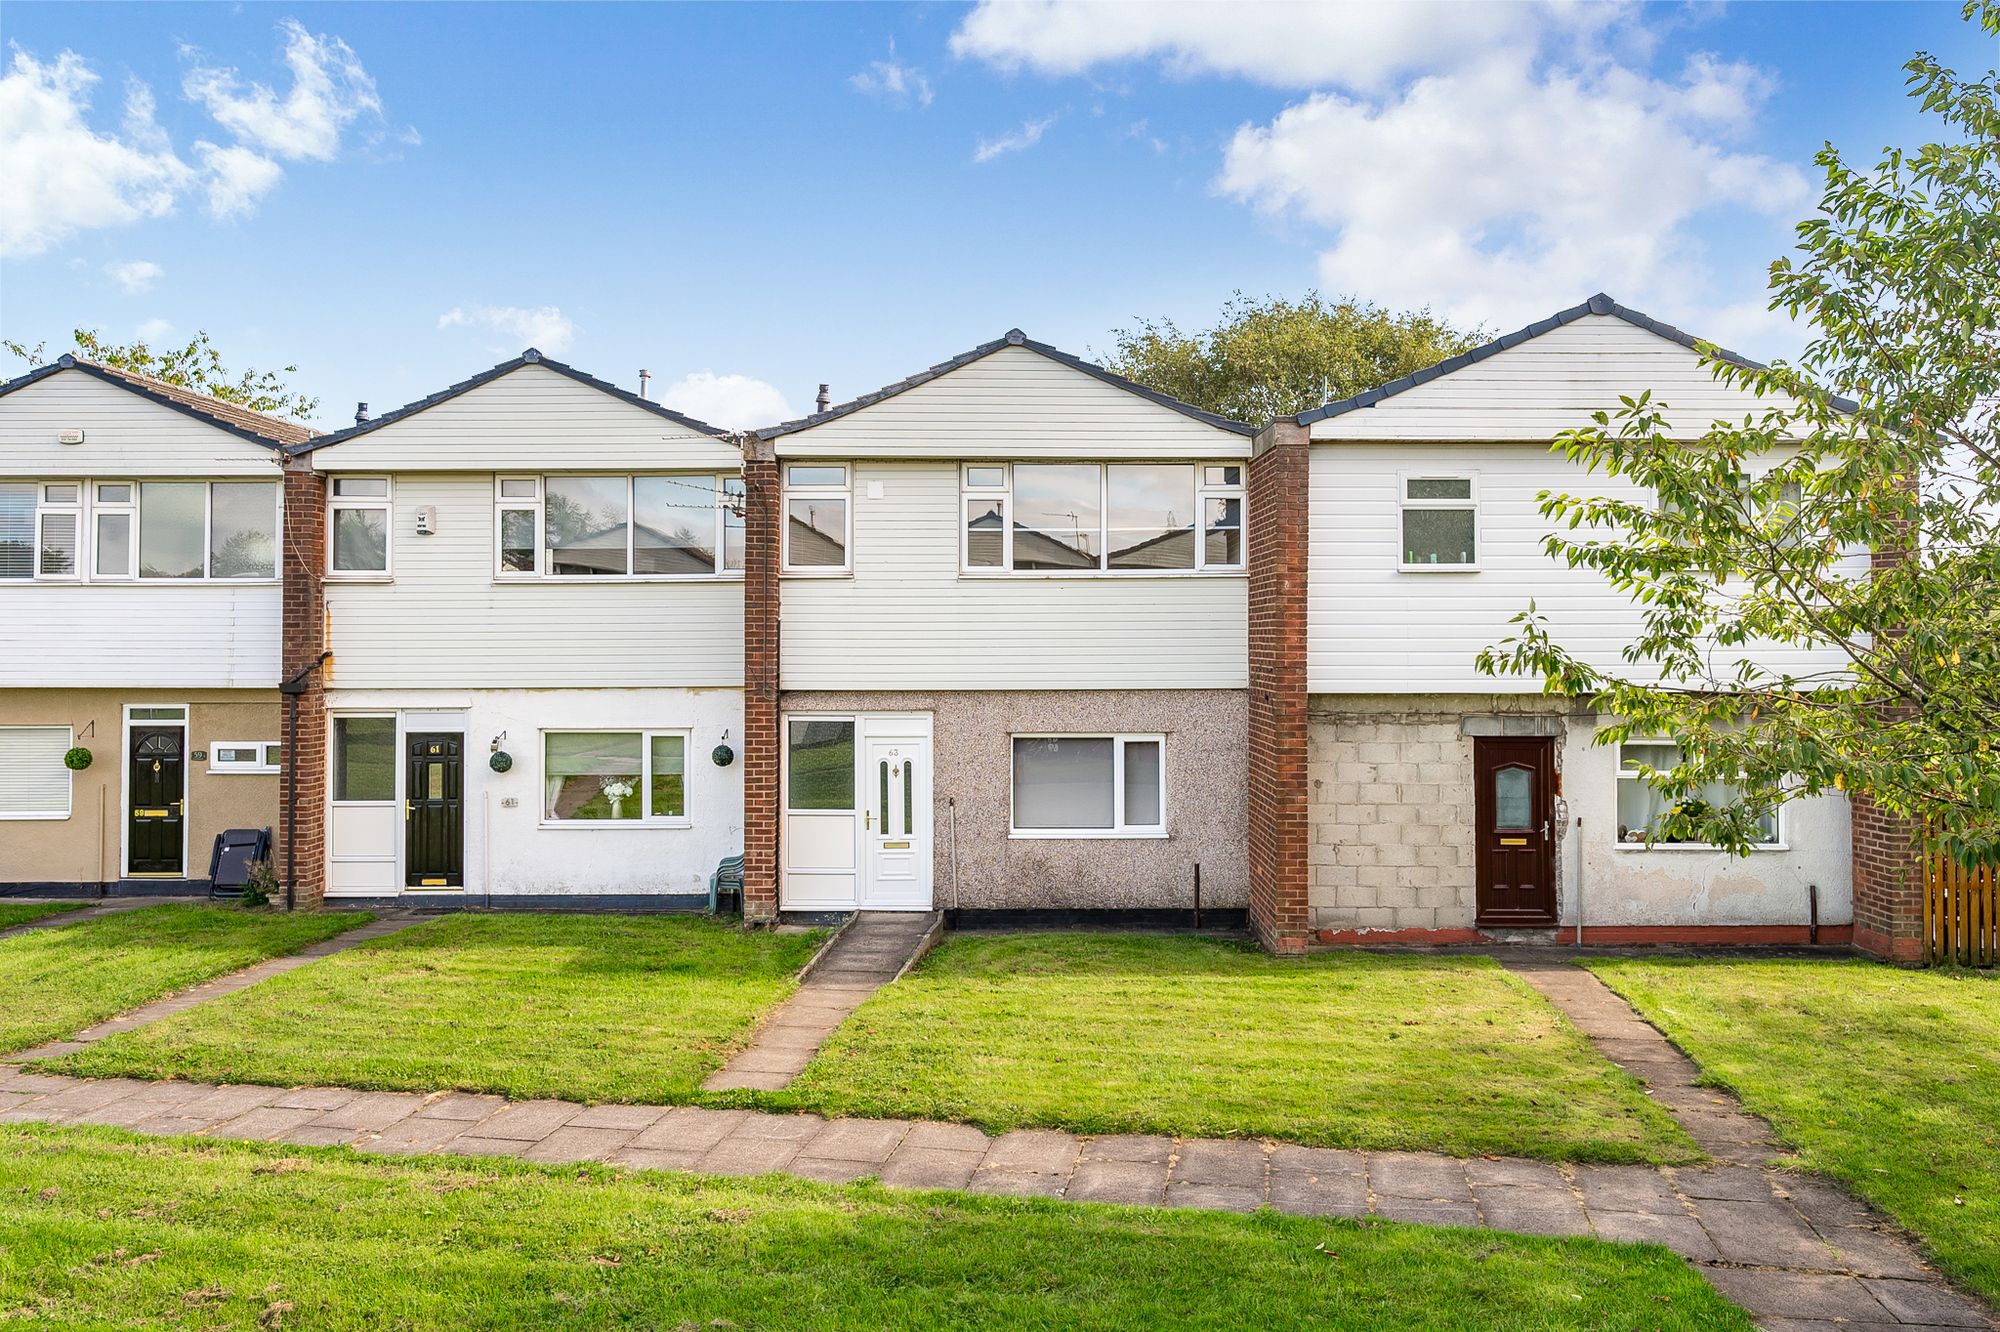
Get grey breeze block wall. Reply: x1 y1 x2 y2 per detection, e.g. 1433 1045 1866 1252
1307 694 1579 935
784 688 1248 911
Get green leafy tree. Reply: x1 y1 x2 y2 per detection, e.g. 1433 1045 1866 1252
1479 0 2000 867
1101 292 1486 423
3 329 316 420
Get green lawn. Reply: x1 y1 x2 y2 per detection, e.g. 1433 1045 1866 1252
0 900 85 932
0 1126 1751 1332
46 914 825 1103
0 905 371 1056
1590 956 2000 1306
772 933 1698 1163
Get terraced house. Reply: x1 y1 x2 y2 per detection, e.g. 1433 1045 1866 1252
0 356 306 893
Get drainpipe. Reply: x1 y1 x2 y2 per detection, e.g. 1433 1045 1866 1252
279 651 332 912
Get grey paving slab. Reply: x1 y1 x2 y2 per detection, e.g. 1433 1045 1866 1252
1165 1180 1263 1213
698 1133 804 1176
1463 1156 1567 1190
1067 1160 1168 1206
702 1069 793 1092
1819 1227 1935 1282
981 1129 1080 1176
208 1106 327 1140
1268 1168 1368 1218
1373 1198 1481 1228
1368 1151 1471 1201
311 1091 426 1132
284 1124 364 1148
1698 1199 1838 1268
629 1107 747 1153
474 1099 581 1141
876 1146 982 1191
366 1115 479 1155
66 1096 178 1129
416 1092 508 1122
1173 1138 1267 1188
901 1121 990 1154
729 1112 826 1144
969 1167 1072 1198
1084 1134 1175 1164
606 1146 706 1173
1574 1164 1687 1214
788 1155 882 1184
1670 1165 1783 1203
1860 1277 1994 1327
445 1136 530 1159
176 1084 282 1120
521 1126 638 1164
1477 1189 1593 1237
807 1118 908 1163
1701 1270 1894 1324
270 1087 361 1112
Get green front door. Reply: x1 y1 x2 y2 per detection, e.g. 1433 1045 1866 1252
128 726 185 875
405 733 463 888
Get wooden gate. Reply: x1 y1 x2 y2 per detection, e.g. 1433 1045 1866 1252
1925 855 1998 967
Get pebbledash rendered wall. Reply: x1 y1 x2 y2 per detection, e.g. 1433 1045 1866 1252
783 688 1247 911
1306 694 1854 943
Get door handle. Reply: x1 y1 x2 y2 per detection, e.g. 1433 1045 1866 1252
865 810 873 831
405 799 414 820
1541 820 1550 842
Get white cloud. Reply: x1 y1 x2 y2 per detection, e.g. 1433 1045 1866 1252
974 114 1058 163
438 305 577 355
0 51 194 257
851 40 934 107
183 19 381 162
951 0 1595 92
136 318 176 341
105 259 164 293
193 141 284 218
656 371 794 431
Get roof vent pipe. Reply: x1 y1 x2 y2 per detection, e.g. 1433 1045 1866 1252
815 383 831 413
639 369 651 400
354 402 369 424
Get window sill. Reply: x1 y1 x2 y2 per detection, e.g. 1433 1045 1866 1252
3 579 284 587
326 573 393 583
209 769 280 777
781 569 853 578
494 574 746 585
957 570 1247 581
1611 842 1789 853
538 819 694 831
0 812 71 821
1398 564 1481 574
1009 829 1168 841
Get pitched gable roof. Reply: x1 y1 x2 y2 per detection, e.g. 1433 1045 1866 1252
291 348 729 455
1296 292 1857 426
0 355 315 447
756 328 1255 440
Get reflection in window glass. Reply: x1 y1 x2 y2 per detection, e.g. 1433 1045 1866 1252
786 498 847 567
1204 497 1243 567
787 720 855 810
1616 742 1779 845
634 476 717 574
722 477 746 571
139 482 206 578
209 483 277 578
1407 478 1473 500
1494 767 1532 829
545 731 643 820
1108 464 1195 570
1402 508 1476 566
1011 464 1100 570
1012 736 1115 829
964 466 1006 488
650 734 687 818
38 512 77 576
1123 740 1163 827
787 465 846 488
965 496 1006 568
0 483 28 579
95 511 132 577
332 717 396 801
546 476 630 576
332 508 388 572
499 509 537 573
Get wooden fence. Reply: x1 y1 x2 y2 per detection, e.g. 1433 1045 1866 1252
1925 855 1998 967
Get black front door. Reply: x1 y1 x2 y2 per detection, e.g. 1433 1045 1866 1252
129 726 185 875
405 732 463 888
1474 737 1557 926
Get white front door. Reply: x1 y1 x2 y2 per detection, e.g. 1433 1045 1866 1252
862 733 932 910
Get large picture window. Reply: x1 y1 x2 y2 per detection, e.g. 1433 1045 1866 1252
961 463 1243 575
542 730 689 824
1011 734 1166 837
0 479 274 582
494 475 742 579
1615 741 1781 849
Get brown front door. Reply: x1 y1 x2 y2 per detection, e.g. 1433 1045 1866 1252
1474 737 1556 926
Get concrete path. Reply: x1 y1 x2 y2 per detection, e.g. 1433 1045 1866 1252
0 897 178 941
3 912 424 1063
703 911 941 1092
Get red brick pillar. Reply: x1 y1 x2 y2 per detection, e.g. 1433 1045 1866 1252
1247 419 1310 955
278 457 328 910
1851 793 1923 962
741 439 782 923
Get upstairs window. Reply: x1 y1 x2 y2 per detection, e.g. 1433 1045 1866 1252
328 478 391 575
0 480 275 582
961 463 1244 575
1400 475 1478 569
783 464 850 573
493 475 743 579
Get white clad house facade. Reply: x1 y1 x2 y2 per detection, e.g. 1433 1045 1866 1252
744 330 1256 920
289 351 747 906
0 358 306 892
1288 296 1856 946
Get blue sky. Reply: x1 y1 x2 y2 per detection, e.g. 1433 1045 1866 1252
1 2 1990 429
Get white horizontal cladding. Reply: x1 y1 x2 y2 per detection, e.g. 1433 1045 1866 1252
324 474 743 689
309 364 742 472
1308 316 1805 441
0 370 282 476
0 583 279 687
776 345 1249 460
781 462 1247 690
1306 442 1857 694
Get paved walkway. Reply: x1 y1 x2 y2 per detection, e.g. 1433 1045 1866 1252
5 912 423 1063
703 911 941 1092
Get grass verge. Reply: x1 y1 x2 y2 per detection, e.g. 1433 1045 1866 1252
0 901 87 932
45 914 824 1103
1590 956 2000 1305
0 905 371 1056
0 1124 1751 1331
773 933 1697 1163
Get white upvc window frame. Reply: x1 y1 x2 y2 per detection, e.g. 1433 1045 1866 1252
958 462 1247 577
90 481 137 580
34 482 82 581
781 463 851 575
1612 739 1786 852
0 724 74 820
210 740 282 774
0 479 278 584
327 476 393 578
494 474 743 582
538 727 694 829
1009 731 1168 840
1397 472 1481 572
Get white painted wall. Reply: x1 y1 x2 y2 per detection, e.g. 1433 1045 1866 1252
782 461 1247 689
1307 315 1805 441
324 474 742 689
1 370 285 476
323 686 743 899
309 364 740 472
775 344 1250 459
1306 442 1862 693
1559 716 1852 929
1 584 279 687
